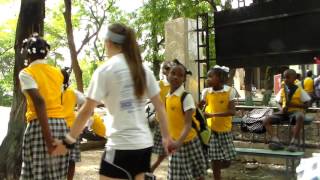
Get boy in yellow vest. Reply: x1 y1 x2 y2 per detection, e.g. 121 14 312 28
166 61 206 180
61 67 85 180
19 34 69 179
264 69 311 152
151 61 172 172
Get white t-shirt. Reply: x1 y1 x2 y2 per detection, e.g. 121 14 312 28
74 89 85 105
19 60 46 91
201 85 237 101
87 53 159 150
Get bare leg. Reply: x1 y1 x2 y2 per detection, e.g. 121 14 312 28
263 117 275 138
292 114 303 139
212 160 231 180
150 154 166 172
67 161 75 180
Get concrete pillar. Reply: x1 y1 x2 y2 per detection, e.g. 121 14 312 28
164 18 201 102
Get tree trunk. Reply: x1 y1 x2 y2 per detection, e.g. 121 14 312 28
0 0 45 179
244 67 254 106
63 0 84 92
151 24 160 79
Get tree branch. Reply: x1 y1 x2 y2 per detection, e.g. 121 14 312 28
0 47 13 56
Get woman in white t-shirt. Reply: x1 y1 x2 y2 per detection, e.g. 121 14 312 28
54 23 173 180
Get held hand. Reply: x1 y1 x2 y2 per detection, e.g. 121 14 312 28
51 139 68 156
47 141 57 155
162 137 176 155
169 140 182 152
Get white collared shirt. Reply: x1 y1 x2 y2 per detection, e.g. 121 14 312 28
19 59 47 90
201 85 237 101
167 85 195 112
87 53 160 150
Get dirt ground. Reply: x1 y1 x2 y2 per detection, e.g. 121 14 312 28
74 149 290 180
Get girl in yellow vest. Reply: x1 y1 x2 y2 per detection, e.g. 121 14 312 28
202 65 236 180
151 61 172 172
166 61 206 180
303 70 315 103
19 34 69 179
91 113 106 138
263 69 310 152
61 67 85 180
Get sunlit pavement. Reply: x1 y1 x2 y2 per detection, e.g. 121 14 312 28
0 106 10 144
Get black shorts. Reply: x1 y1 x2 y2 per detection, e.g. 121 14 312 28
269 112 304 125
99 147 152 179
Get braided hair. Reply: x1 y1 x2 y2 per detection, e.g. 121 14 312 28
171 59 192 78
21 33 50 62
61 67 72 90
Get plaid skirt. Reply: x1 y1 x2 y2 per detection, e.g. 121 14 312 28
208 131 236 161
69 138 81 163
168 137 207 180
20 118 69 180
152 123 165 155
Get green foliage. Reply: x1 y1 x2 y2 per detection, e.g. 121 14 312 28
77 59 98 89
0 18 16 106
131 0 213 75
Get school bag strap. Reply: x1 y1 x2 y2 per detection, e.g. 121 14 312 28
180 91 211 146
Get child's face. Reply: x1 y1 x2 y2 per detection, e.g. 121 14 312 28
168 66 185 89
206 71 220 87
284 72 296 85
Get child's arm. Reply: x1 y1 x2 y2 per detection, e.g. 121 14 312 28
205 100 236 118
151 94 175 154
69 98 98 138
174 109 194 149
26 89 55 154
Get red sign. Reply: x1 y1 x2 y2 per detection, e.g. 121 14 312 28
274 74 282 95
314 56 320 64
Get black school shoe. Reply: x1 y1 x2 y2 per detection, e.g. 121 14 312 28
269 141 285 150
287 143 299 152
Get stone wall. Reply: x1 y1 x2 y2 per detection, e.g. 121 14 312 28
164 18 203 102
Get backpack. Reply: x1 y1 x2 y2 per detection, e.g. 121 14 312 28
180 92 211 146
145 100 156 129
240 108 273 134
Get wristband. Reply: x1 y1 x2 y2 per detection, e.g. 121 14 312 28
65 133 77 144
62 138 76 149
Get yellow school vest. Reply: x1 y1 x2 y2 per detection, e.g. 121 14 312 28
280 86 304 112
205 89 232 132
156 80 170 121
91 113 106 138
303 77 314 93
62 88 77 128
166 95 197 142
23 64 64 122
159 80 170 103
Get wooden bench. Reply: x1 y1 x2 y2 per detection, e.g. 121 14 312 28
236 148 304 177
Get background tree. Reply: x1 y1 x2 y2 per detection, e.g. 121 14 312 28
0 0 45 179
63 0 116 92
131 0 213 77
0 19 16 106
